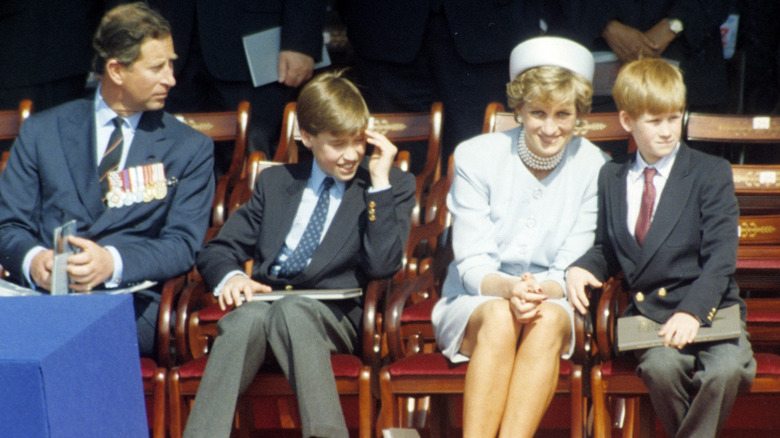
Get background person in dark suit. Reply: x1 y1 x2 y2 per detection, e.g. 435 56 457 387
0 3 215 358
576 0 732 112
184 71 415 438
145 0 329 160
566 59 755 437
337 0 563 165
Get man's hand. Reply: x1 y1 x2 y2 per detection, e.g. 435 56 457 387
366 130 397 189
31 249 55 291
278 50 314 87
565 266 602 315
218 275 273 311
66 236 115 292
602 20 661 61
643 18 677 57
659 312 700 349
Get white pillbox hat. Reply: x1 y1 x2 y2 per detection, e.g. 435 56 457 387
509 36 594 82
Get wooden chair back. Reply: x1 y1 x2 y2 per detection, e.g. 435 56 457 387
0 99 33 140
173 101 250 226
482 102 637 153
684 112 780 163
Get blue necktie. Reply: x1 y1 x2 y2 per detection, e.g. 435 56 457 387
279 177 335 278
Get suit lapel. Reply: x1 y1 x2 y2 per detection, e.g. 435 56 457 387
61 100 104 222
632 145 694 275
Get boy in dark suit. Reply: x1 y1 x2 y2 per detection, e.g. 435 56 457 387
565 58 755 437
184 71 416 438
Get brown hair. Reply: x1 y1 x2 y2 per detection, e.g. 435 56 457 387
612 58 686 119
92 2 171 75
506 65 593 116
296 70 370 137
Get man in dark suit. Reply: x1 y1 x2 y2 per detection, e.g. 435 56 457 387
576 0 731 112
0 3 215 358
184 71 415 438
565 59 754 437
145 0 329 158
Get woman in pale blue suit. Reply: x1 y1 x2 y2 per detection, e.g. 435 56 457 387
431 37 609 438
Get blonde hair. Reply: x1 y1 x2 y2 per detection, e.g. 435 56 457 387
612 58 686 119
296 70 370 137
506 65 593 116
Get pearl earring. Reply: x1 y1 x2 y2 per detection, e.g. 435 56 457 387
514 114 523 125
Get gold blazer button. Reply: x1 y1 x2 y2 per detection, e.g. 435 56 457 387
658 287 667 297
636 292 645 302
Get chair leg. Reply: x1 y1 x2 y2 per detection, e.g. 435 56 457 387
152 368 167 438
570 366 584 438
592 366 609 438
359 366 374 438
379 367 399 432
168 370 183 438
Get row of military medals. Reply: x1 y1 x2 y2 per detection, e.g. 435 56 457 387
106 163 167 208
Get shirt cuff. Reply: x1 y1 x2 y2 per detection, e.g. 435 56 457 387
23 246 46 288
213 270 249 297
368 184 391 193
104 246 122 288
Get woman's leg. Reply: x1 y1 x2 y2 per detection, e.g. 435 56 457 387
499 302 570 438
459 299 522 438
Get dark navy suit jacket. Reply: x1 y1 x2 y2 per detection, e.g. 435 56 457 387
572 143 746 325
0 97 215 287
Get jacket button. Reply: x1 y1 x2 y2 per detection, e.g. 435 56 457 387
658 287 667 297
636 292 645 302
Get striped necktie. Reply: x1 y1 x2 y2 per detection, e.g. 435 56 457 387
98 117 124 200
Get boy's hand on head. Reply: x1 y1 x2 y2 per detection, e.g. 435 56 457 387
659 312 700 349
565 266 602 315
365 130 397 189
218 275 273 311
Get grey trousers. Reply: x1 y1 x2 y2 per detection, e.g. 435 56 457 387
183 295 358 438
634 324 756 438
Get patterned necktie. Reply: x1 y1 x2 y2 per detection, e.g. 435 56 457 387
279 177 335 278
99 117 124 199
634 167 657 246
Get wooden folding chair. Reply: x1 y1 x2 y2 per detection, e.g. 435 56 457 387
173 101 250 227
0 99 33 176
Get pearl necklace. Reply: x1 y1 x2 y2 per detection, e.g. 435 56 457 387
516 127 566 171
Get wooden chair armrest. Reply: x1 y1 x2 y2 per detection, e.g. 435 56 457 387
362 279 389 370
596 274 627 362
211 174 231 227
174 278 214 363
384 269 436 362
157 274 187 368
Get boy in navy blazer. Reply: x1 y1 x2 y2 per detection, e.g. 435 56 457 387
565 58 755 437
184 71 416 438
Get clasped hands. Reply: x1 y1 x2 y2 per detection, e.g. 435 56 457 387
566 266 700 349
507 273 548 323
602 19 677 62
30 236 115 292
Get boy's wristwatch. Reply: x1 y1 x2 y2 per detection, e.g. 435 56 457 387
668 18 683 34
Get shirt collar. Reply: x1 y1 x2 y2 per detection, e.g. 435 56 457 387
630 142 680 181
94 86 143 131
310 160 346 194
